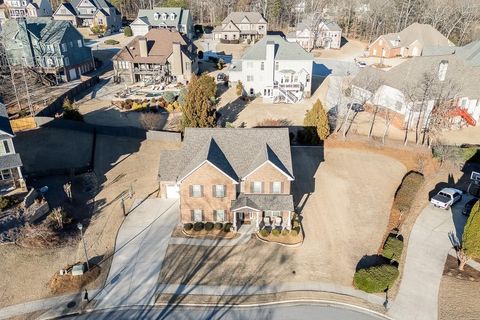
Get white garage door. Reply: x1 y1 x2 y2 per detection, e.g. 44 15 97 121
166 185 180 198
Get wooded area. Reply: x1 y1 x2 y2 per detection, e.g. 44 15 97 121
108 0 480 45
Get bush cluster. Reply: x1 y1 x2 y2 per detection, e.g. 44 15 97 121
184 223 193 231
0 196 13 211
193 222 204 231
290 226 300 237
272 229 281 236
124 26 133 37
393 172 424 213
214 222 223 230
282 229 290 236
104 39 119 45
382 235 404 261
223 223 232 232
353 264 399 293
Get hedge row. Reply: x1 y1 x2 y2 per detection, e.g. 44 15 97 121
184 222 232 233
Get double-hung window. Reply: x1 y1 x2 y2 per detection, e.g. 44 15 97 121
252 181 262 193
191 184 203 197
192 209 203 222
215 209 225 222
271 181 282 194
213 185 225 198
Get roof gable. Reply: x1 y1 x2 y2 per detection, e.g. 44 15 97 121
242 35 313 61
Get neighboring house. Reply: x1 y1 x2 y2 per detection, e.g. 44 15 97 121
112 28 198 85
213 12 267 43
0 0 52 27
368 23 453 58
53 0 121 31
229 35 313 103
352 40 480 128
158 128 295 232
2 18 95 82
287 16 342 50
130 7 193 39
0 103 24 193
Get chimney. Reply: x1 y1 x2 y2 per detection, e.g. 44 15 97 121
265 40 275 84
138 37 148 58
266 40 275 62
171 42 183 76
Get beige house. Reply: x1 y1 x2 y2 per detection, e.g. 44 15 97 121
158 128 295 232
112 28 198 85
213 12 267 43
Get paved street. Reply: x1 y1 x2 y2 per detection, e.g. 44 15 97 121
74 302 389 319
94 198 179 309
389 197 472 320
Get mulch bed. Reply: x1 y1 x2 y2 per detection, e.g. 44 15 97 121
256 232 303 246
48 263 101 294
172 226 238 240
443 255 480 282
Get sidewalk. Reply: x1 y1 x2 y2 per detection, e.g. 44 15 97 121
94 198 179 309
156 282 385 306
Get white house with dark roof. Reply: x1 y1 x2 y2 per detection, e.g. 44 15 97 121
53 0 121 31
130 7 193 39
229 35 313 103
0 103 24 193
158 128 295 232
213 12 267 43
287 16 342 50
352 40 480 128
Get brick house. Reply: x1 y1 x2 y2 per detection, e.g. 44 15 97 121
158 128 295 232
368 23 453 58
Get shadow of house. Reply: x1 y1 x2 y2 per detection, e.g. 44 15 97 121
340 36 349 48
267 31 286 37
355 255 391 272
290 146 324 212
313 62 333 77
217 97 247 125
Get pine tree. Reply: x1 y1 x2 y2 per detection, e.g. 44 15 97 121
304 99 330 143
181 74 217 129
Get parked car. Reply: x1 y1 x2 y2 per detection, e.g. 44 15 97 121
347 102 365 112
462 198 479 216
216 72 227 83
356 60 367 68
430 188 463 209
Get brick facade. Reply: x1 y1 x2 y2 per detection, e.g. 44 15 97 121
242 162 291 194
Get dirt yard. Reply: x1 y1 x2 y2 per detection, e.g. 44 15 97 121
0 133 179 308
439 255 480 320
158 147 406 287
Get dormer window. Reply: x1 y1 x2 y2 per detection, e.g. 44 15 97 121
154 12 159 20
170 13 175 20
161 13 167 20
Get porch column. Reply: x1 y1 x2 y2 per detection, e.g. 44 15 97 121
287 211 292 230
255 211 259 230
233 211 237 232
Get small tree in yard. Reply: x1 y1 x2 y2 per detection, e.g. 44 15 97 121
181 74 217 129
62 98 83 121
303 99 329 143
236 81 244 96
354 264 399 293
457 200 480 270
124 26 132 37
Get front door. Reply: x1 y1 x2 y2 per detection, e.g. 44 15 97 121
237 212 244 223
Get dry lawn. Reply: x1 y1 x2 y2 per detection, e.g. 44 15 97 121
159 147 407 287
0 135 180 308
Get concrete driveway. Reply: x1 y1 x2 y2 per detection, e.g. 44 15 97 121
389 197 472 320
94 198 179 309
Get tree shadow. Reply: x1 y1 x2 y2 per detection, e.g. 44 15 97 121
355 255 391 272
217 97 248 125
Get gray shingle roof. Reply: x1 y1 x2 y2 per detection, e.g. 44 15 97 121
0 153 22 171
231 193 294 211
352 51 480 98
2 18 73 45
221 12 266 24
242 35 313 61
0 103 14 137
158 128 294 182
134 7 190 28
297 16 341 32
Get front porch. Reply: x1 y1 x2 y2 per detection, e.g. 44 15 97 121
230 193 294 232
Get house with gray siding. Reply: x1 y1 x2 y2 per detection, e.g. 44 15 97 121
0 0 52 28
53 0 121 31
2 18 95 82
213 12 267 43
0 102 24 193
130 7 193 39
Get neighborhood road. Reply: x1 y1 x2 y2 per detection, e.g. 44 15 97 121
73 302 390 320
94 198 179 309
388 197 471 320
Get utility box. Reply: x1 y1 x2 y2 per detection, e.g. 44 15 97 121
72 264 85 276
